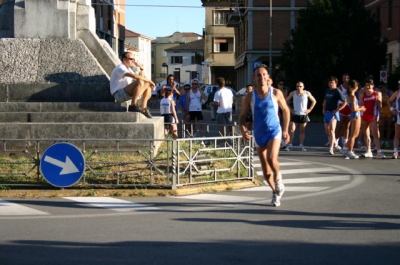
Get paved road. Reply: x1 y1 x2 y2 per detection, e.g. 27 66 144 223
1 154 399 265
1 102 399 264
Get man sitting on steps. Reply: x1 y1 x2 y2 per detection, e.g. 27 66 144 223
110 51 155 118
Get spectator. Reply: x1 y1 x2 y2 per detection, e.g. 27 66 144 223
109 51 155 118
186 78 207 143
214 77 234 137
160 87 179 139
178 84 192 137
285 81 316 151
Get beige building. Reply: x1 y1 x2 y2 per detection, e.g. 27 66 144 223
152 32 203 85
225 0 308 89
125 29 153 80
201 0 236 87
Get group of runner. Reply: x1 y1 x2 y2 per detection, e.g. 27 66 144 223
323 75 400 159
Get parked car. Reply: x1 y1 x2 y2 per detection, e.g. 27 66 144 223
201 85 236 109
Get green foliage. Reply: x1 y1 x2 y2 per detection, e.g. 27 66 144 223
280 0 387 106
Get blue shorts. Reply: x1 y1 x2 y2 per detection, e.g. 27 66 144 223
324 111 340 123
254 130 282 148
113 89 131 103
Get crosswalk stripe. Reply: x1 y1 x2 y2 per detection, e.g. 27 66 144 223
281 167 335 174
180 194 263 203
280 162 311 166
284 175 350 184
237 186 330 192
0 200 49 216
63 197 158 212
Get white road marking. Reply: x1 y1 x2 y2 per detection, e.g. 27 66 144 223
281 167 336 174
256 167 336 176
0 200 49 216
254 161 309 168
284 175 351 183
180 194 263 203
63 197 158 212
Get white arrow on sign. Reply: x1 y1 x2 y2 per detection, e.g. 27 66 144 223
44 155 80 175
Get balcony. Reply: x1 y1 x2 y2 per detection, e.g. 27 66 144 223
226 11 241 27
226 3 245 27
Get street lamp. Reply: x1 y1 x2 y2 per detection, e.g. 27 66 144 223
269 0 273 76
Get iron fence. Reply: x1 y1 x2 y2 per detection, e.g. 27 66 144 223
0 135 254 190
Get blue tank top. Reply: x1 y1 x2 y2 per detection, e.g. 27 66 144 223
349 98 360 120
251 87 281 147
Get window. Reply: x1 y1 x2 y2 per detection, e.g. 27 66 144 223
213 38 234 53
171 56 183 64
214 10 229 25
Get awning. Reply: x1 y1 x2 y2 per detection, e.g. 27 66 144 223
234 55 246 69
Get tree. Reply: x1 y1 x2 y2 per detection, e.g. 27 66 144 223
280 0 387 105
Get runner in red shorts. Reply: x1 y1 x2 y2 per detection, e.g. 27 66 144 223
359 78 385 158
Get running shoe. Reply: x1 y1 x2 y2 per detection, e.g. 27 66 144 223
300 145 307 151
347 151 359 159
285 144 292 151
359 145 367 151
271 193 281 207
275 180 285 197
376 151 386 159
334 145 342 151
324 141 330 147
363 151 373 158
329 149 334 155
392 153 398 159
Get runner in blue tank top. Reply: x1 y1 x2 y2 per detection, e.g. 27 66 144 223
239 64 290 207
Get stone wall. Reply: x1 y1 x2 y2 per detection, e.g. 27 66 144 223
0 38 109 84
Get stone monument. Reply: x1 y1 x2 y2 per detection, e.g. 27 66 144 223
0 0 163 144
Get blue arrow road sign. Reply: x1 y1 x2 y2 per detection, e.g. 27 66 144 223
40 143 86 188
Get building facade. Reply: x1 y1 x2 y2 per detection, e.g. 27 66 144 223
364 0 400 74
201 0 236 87
151 32 203 85
165 39 205 85
226 0 308 89
125 29 153 80
92 0 125 56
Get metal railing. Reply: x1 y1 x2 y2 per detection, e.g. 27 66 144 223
0 134 254 190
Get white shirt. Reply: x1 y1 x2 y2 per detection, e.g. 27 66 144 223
110 63 134 95
214 87 233 113
188 89 203 111
293 91 309 115
160 98 173 115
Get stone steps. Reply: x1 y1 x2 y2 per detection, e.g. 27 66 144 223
0 102 126 112
0 119 164 140
0 111 144 123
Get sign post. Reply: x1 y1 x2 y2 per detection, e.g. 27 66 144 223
40 143 86 188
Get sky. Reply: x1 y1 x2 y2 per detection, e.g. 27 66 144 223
125 1 205 39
